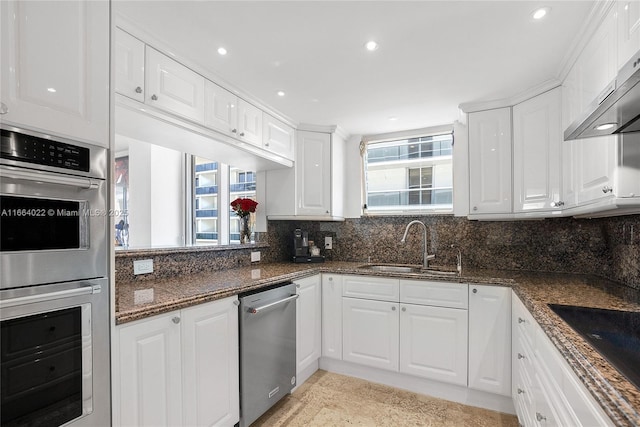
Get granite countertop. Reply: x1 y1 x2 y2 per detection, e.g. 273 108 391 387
115 261 640 426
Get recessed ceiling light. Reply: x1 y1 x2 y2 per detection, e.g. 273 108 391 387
277 90 285 97
47 87 56 93
532 7 550 20
595 123 617 131
388 116 398 121
365 41 379 51
217 47 227 55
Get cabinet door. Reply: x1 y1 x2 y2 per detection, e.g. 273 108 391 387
342 297 399 371
468 285 511 396
468 108 512 214
237 99 262 146
263 113 295 160
512 88 562 212
0 0 109 147
295 275 322 378
204 80 238 136
116 313 183 426
115 28 145 102
297 131 332 216
146 47 205 123
181 297 239 427
576 137 617 203
322 274 343 360
618 0 640 70
399 303 468 386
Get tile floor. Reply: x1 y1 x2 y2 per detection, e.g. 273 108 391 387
253 370 519 426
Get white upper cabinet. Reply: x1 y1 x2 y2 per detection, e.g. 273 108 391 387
145 47 205 123
297 130 333 216
263 113 295 160
0 0 109 147
575 138 617 203
512 88 563 213
617 0 640 69
468 108 512 215
237 99 263 146
204 80 238 136
115 28 145 103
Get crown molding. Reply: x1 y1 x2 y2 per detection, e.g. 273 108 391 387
458 79 561 113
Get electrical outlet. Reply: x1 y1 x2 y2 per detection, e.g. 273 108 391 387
251 251 261 262
324 236 333 250
133 259 154 275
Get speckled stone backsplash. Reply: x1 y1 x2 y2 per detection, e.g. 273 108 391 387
264 214 640 290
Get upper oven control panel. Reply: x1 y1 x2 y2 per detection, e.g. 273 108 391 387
1 129 90 172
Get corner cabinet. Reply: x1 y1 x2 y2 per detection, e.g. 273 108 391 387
468 284 511 397
468 108 512 216
266 127 346 220
295 275 322 386
113 296 240 427
0 0 109 147
512 88 563 213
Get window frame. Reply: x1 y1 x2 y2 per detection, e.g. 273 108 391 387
361 126 454 216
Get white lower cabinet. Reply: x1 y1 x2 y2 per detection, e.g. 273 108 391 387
295 275 322 383
321 274 343 360
114 296 239 427
468 284 512 396
399 303 468 386
512 293 613 427
342 297 400 371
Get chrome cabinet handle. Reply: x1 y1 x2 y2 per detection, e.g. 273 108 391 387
172 316 181 324
233 300 240 306
0 102 8 114
602 186 613 193
472 288 477 294
265 142 270 146
536 412 547 422
473 206 478 211
231 128 237 133
296 284 301 288
239 132 245 137
135 86 142 93
517 388 524 394
328 277 333 281
391 306 396 311
551 201 564 207
518 317 525 324
518 353 525 360
151 94 158 101
401 307 406 312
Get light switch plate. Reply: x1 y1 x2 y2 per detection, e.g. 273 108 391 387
251 251 261 262
133 259 154 275
324 236 333 250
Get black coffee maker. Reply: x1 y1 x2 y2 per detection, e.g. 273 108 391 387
292 228 324 263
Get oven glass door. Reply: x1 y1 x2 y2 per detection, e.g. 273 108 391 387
0 282 97 427
1 195 89 251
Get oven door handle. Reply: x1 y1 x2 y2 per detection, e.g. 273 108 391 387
247 294 299 314
0 165 99 189
0 283 100 309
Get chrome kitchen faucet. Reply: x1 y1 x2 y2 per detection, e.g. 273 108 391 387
400 220 435 270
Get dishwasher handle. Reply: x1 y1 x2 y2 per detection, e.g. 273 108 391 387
247 294 299 314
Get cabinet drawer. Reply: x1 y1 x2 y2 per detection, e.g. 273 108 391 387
513 294 536 348
343 276 399 302
399 280 468 309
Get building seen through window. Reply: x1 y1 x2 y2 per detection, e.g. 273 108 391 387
365 133 453 213
194 157 219 245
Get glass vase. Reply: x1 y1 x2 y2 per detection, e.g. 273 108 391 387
239 215 252 244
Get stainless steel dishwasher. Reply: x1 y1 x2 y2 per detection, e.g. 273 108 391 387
239 282 298 427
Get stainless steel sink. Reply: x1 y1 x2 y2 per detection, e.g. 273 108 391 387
359 264 459 276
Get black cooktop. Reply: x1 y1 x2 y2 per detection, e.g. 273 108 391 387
548 304 640 390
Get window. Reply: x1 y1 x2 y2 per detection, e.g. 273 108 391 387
364 133 453 213
194 157 219 245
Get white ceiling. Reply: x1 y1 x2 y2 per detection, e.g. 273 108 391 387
114 1 596 137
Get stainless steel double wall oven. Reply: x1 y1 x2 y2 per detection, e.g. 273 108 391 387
0 126 110 427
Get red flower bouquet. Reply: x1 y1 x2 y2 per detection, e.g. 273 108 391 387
231 198 258 218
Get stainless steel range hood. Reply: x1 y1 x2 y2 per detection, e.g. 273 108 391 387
565 50 640 140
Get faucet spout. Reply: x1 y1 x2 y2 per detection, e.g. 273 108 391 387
400 220 434 270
